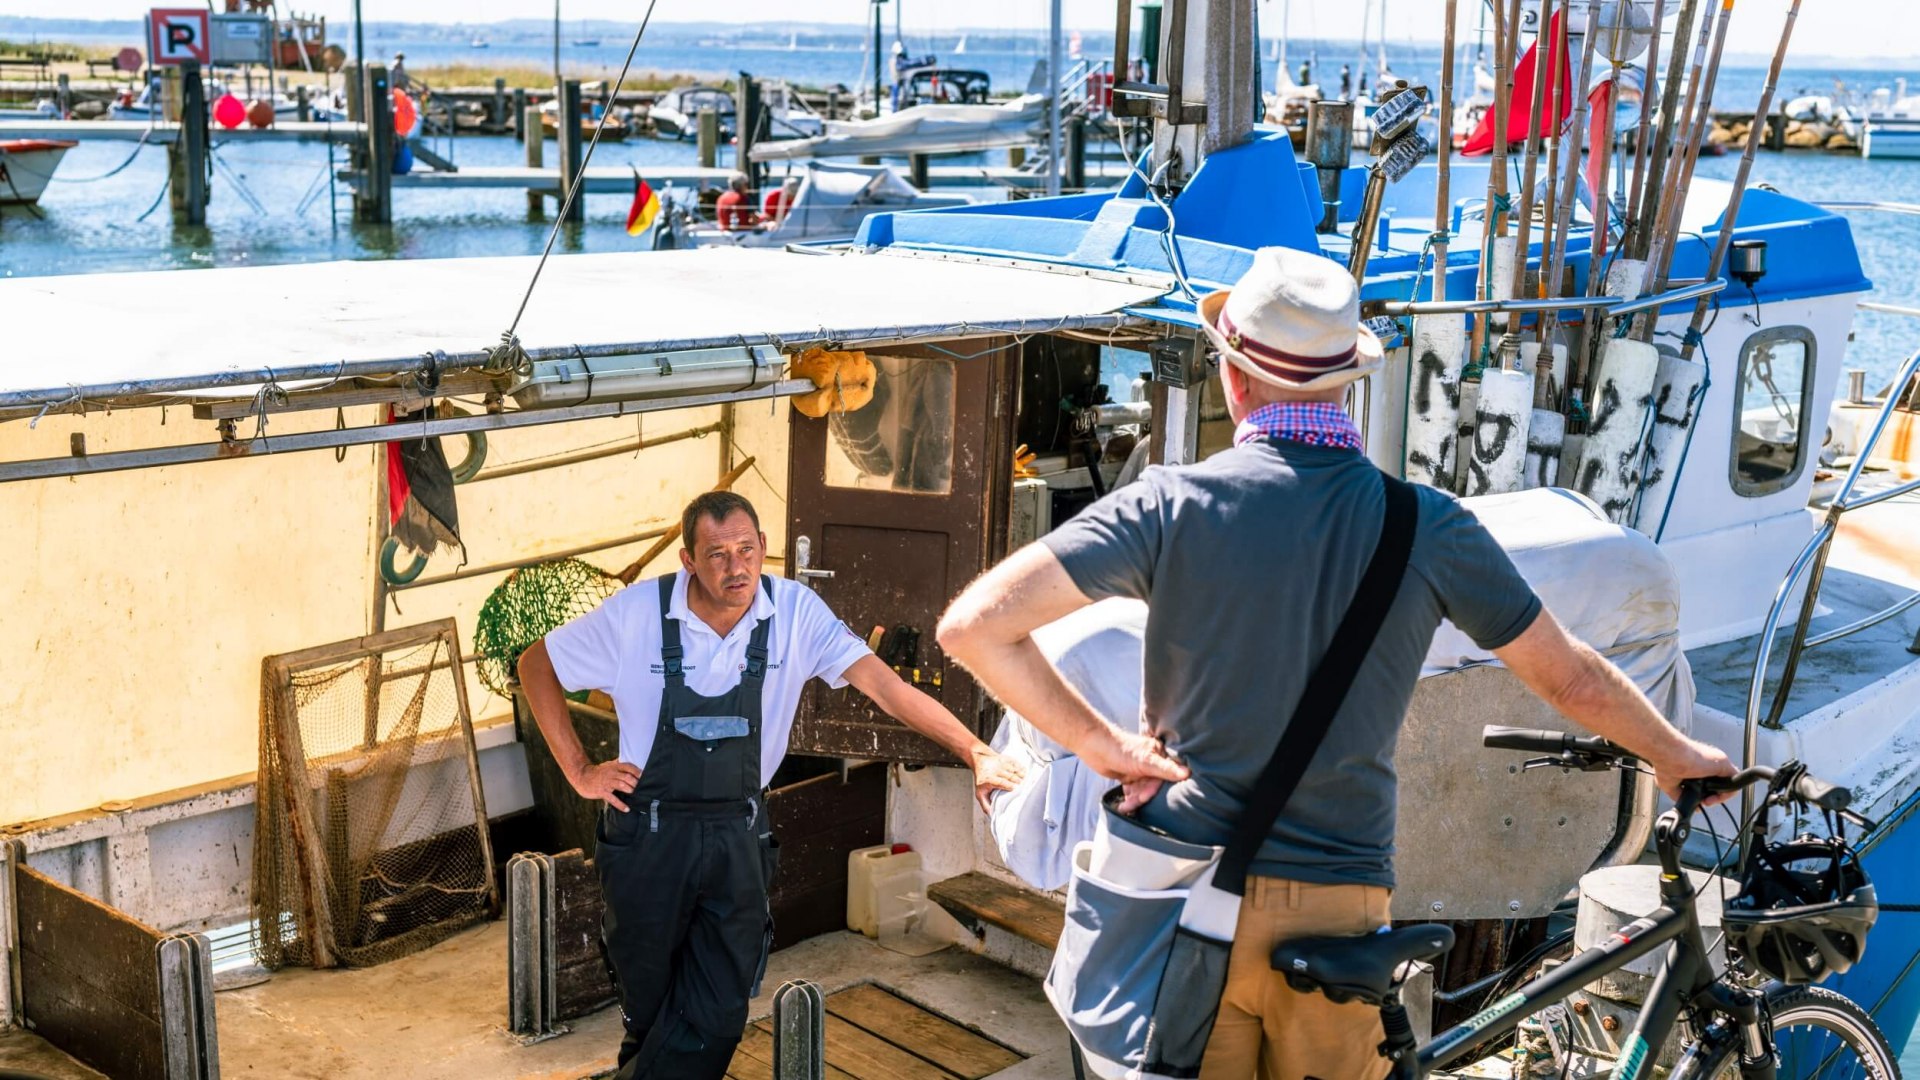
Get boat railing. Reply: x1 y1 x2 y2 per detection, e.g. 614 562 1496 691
1368 277 1726 320
1739 340 1920 841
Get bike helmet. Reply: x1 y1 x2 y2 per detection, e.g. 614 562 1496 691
1723 833 1877 985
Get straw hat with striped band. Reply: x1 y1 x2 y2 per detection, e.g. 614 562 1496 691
1198 246 1383 392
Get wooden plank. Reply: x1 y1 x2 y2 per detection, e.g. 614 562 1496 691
726 1029 774 1080
812 1013 958 1080
18 949 167 1080
270 618 458 675
927 872 1063 952
768 813 885 900
826 985 1021 1080
265 657 340 967
740 1021 858 1080
14 867 162 1017
771 879 850 952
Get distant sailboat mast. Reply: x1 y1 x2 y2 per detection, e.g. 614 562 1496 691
1377 0 1391 82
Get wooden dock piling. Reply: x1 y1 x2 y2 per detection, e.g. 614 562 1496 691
168 61 209 227
697 106 719 169
909 153 929 189
1066 115 1087 191
492 78 507 130
55 74 69 118
296 85 310 122
558 80 584 223
740 73 763 186
524 104 545 215
357 64 394 225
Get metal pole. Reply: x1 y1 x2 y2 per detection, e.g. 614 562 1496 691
554 0 563 98
353 0 365 71
558 79 584 224
1048 0 1063 197
1680 0 1802 360
872 2 884 115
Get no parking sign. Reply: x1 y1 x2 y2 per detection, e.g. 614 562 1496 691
148 8 210 67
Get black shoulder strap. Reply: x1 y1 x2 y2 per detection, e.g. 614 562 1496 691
1214 473 1420 897
742 576 772 682
658 574 684 684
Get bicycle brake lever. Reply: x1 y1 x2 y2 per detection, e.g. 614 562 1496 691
1522 752 1615 773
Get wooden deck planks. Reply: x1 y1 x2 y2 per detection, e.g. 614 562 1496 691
826 985 1023 1079
731 985 1026 1079
926 871 1064 951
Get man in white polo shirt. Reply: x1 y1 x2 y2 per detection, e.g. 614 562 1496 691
517 491 1022 1080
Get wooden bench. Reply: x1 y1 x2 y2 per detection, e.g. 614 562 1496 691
928 872 1064 952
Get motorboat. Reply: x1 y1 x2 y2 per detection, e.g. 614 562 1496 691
647 84 734 141
661 160 969 248
0 139 76 205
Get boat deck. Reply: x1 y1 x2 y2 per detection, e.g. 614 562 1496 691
0 923 1067 1079
1687 498 1920 722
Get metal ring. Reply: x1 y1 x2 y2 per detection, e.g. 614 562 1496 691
379 535 428 586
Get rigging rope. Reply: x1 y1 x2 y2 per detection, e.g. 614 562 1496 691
500 0 663 345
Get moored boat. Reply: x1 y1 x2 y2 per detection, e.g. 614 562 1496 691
0 139 75 205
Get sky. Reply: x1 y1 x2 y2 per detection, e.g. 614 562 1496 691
15 0 1916 62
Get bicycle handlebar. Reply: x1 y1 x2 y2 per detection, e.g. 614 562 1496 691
1479 726 1853 812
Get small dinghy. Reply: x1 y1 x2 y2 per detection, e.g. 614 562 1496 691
0 139 77 205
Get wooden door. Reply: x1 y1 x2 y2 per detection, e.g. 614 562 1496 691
785 341 1016 763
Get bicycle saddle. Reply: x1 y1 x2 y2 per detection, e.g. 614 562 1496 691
1271 924 1456 1006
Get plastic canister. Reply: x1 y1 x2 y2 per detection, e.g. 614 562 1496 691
846 844 920 938
873 862 947 956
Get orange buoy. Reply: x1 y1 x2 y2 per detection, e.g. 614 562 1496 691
246 99 275 128
392 90 417 137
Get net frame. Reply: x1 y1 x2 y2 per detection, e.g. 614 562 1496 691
253 619 499 969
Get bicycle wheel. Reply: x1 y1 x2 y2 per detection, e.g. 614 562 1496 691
1687 985 1900 1080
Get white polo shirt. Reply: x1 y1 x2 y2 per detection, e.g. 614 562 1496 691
544 570 872 787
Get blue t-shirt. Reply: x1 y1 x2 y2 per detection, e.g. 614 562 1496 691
1040 439 1542 888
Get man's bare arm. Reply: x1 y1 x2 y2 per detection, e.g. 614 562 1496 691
1492 610 1733 799
517 640 641 810
937 544 1187 808
842 655 1025 812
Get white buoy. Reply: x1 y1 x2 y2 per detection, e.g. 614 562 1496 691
1633 354 1710 536
1572 338 1662 522
1453 376 1481 494
1521 341 1570 406
1525 408 1566 489
1490 237 1519 303
1464 368 1535 496
1563 433 1587 489
1403 314 1468 490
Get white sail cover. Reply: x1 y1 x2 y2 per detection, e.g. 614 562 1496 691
749 94 1046 163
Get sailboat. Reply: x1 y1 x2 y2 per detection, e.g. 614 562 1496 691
953 34 967 55
787 30 799 51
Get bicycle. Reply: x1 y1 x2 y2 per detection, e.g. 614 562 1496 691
1272 725 1899 1079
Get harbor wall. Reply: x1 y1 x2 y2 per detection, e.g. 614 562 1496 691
0 399 791 826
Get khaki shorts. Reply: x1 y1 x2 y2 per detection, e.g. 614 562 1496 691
1199 876 1393 1080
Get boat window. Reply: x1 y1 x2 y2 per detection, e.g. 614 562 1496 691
1731 326 1817 496
825 355 955 495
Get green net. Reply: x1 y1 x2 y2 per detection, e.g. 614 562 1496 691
473 558 623 696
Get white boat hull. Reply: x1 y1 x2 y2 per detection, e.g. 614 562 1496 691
1862 116 1920 159
0 140 74 204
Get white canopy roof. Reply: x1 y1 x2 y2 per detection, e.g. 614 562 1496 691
0 247 1169 410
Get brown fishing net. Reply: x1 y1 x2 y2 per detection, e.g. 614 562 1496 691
251 620 498 969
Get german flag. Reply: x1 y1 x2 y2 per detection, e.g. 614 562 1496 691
625 169 661 236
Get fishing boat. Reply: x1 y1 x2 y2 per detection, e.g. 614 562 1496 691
1859 89 1920 159
0 2 1914 1078
0 139 75 205
0 99 58 121
539 96 630 142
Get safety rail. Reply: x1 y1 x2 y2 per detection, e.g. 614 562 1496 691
1741 345 1920 833
1368 277 1726 319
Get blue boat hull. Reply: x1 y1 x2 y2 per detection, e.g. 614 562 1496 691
1826 788 1920 1071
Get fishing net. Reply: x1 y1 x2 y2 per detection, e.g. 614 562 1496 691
251 622 497 969
473 558 623 696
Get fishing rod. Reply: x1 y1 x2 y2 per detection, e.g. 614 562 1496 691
1619 0 1667 270
1539 0 1603 382
1503 0 1556 368
1630 0 1702 262
1579 0 1641 300
1536 0 1571 305
1434 0 1460 303
1476 0 1524 360
1678 0 1802 360
1635 0 1725 339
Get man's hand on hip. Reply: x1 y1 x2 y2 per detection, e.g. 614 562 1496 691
1082 730 1189 814
969 746 1027 814
572 760 642 811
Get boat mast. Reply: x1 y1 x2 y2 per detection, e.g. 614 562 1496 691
553 0 562 99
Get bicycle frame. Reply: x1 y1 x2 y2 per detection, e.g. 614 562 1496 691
1403 800 1768 1080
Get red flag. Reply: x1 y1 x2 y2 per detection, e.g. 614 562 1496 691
1462 10 1573 157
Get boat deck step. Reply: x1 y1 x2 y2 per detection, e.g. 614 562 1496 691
728 983 1026 1080
928 872 1063 953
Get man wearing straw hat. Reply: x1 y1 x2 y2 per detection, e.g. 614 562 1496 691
939 246 1732 1078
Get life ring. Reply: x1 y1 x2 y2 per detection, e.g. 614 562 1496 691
379 535 428 586
450 430 487 483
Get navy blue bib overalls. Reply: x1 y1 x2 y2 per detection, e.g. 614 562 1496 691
595 575 780 1079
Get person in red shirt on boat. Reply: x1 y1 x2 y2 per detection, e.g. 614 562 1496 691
715 173 756 231
761 177 800 225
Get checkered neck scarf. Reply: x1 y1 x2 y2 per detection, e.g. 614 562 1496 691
1232 401 1364 453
